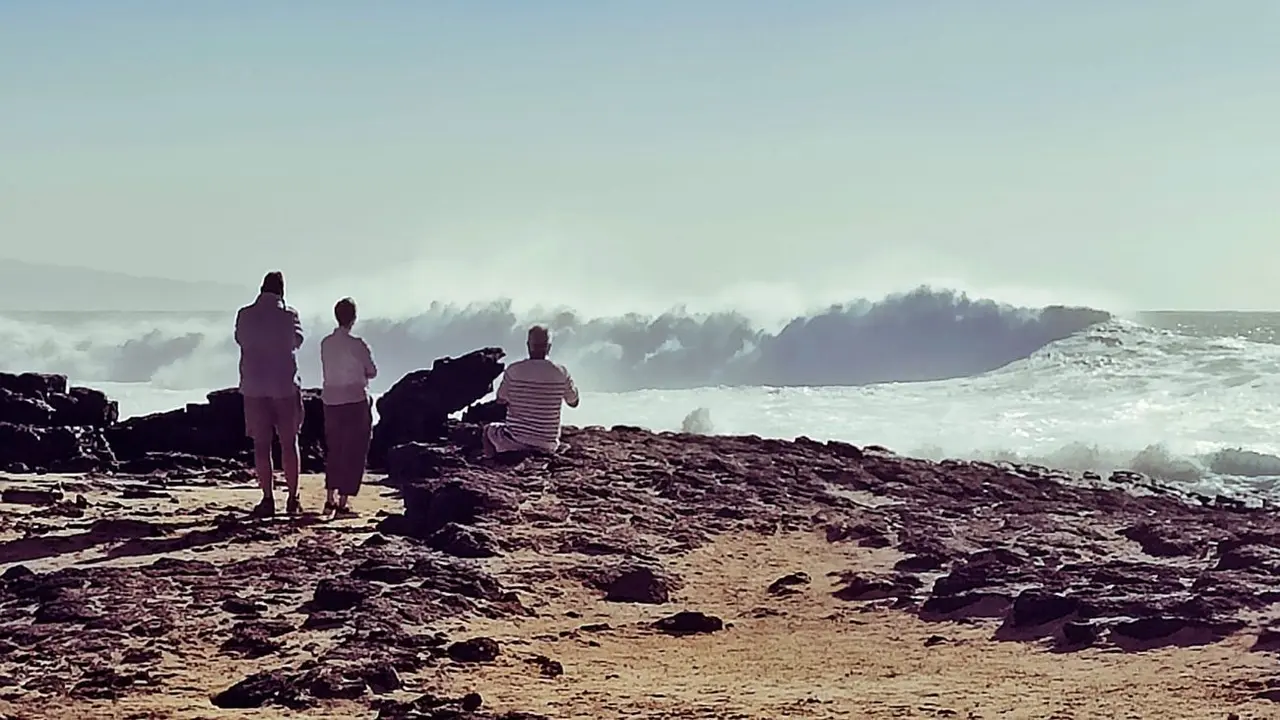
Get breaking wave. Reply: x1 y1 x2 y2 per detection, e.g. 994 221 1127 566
0 286 1109 393
955 444 1280 500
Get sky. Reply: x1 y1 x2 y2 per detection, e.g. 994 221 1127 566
2 1 1279 313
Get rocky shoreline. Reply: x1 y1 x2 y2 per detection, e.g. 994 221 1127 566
2 351 1280 716
0 347 507 477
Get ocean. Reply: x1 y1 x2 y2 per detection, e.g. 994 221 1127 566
2 290 1279 500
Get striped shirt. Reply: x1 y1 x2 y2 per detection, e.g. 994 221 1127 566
497 358 579 452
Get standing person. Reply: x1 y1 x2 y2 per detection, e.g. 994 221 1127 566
320 297 376 517
234 271 305 517
482 325 580 458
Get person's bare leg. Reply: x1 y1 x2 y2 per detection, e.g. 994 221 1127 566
253 440 274 498
281 435 301 498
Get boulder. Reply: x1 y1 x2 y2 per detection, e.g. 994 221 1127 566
368 348 505 469
385 442 469 485
603 566 676 604
652 611 724 635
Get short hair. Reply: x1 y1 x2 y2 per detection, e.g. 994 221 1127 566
334 297 357 326
260 271 285 296
527 325 550 347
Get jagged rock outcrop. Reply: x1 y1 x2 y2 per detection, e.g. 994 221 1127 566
368 348 505 469
0 372 117 473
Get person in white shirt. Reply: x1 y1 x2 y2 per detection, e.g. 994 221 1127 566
320 297 377 516
483 325 580 458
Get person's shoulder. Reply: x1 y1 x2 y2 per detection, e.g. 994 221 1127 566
528 358 571 379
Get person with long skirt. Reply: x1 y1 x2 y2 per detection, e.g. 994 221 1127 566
319 297 377 517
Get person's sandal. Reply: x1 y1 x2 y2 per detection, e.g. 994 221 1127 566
286 494 302 515
323 501 337 514
334 506 358 519
248 496 275 519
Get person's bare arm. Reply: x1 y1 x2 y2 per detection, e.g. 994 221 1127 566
496 373 510 404
361 339 378 379
290 309 304 350
234 309 245 347
563 370 580 408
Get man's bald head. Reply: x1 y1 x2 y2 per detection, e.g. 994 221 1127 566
527 325 551 359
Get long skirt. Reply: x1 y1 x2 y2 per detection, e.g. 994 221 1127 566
324 399 372 496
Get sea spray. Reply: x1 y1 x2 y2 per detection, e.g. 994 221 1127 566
681 407 714 435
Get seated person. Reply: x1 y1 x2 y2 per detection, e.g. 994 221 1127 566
483 325 579 457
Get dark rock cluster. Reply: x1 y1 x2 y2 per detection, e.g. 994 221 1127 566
0 347 505 476
106 388 328 474
377 425 1280 661
0 517 524 712
0 372 117 473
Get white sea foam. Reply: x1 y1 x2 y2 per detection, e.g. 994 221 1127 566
81 319 1280 501
7 292 1280 500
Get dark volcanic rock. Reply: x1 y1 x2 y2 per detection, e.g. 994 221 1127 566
602 566 675 604
767 572 812 596
116 451 246 475
526 654 563 678
0 422 115 472
653 611 724 635
0 387 56 425
48 386 119 427
461 399 507 425
0 372 67 398
368 348 505 469
105 388 327 473
220 619 294 658
833 572 920 602
0 372 119 472
1120 522 1208 558
448 637 500 663
378 477 519 547
374 691 548 720
1109 616 1246 651
427 522 501 559
311 578 376 612
212 669 308 710
1 485 65 505
386 442 469 484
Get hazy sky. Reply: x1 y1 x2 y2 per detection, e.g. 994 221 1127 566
2 1 1279 313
